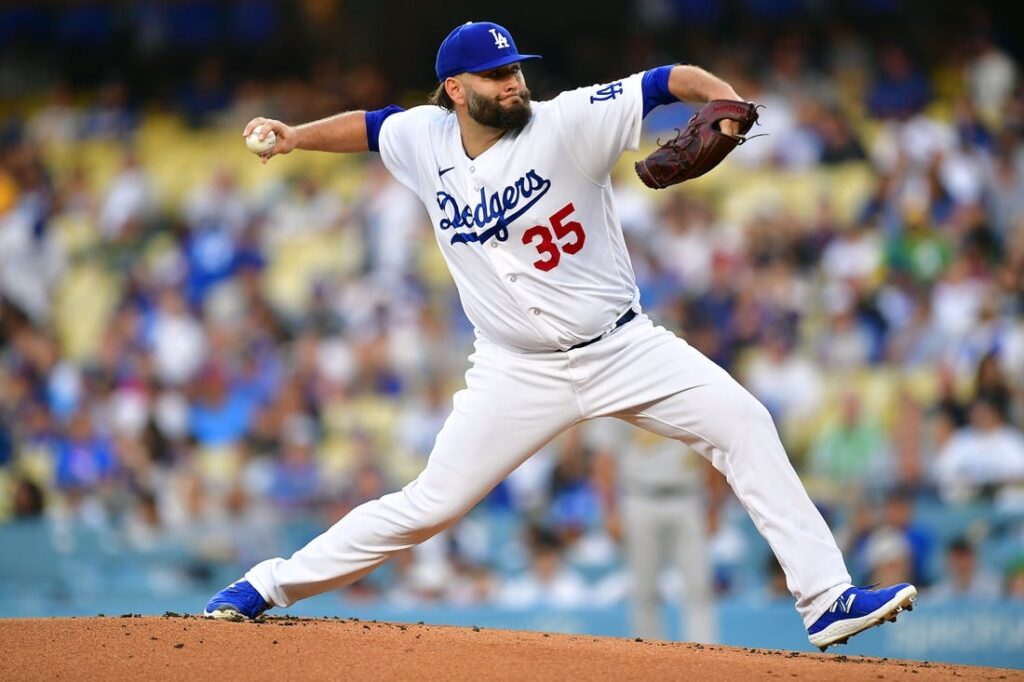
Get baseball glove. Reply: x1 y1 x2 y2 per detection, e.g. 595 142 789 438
635 99 762 189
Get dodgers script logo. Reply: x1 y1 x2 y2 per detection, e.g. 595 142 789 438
436 169 551 245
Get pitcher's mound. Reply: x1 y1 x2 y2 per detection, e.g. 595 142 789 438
0 614 1018 681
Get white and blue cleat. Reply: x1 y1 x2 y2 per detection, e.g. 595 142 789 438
203 580 271 621
807 583 917 651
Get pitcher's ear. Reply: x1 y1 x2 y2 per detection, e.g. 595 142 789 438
447 76 467 105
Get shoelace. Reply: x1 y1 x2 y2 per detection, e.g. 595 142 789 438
735 105 769 144
655 124 701 168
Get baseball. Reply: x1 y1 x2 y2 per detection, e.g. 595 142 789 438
246 125 276 154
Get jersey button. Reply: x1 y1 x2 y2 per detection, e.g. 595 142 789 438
469 165 476 173
489 240 498 249
531 308 540 316
508 275 517 283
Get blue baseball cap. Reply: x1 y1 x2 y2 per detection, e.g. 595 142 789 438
435 21 541 82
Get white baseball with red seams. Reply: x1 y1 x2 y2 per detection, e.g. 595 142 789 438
245 125 276 155
243 70 858 630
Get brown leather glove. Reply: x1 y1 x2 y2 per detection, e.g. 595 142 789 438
635 100 762 189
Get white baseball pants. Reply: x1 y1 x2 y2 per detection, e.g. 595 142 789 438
246 314 852 627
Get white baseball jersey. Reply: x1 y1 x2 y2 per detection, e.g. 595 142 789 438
378 73 646 352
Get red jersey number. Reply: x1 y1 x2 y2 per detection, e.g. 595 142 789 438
522 203 586 271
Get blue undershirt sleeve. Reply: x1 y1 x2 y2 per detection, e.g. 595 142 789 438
641 65 677 118
365 105 405 152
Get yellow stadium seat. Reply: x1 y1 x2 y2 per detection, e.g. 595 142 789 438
52 264 120 361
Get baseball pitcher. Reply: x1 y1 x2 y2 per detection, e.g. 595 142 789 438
205 21 916 650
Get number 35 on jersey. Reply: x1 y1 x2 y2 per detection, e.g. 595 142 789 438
521 203 586 272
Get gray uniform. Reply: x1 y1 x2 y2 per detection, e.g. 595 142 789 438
589 420 717 642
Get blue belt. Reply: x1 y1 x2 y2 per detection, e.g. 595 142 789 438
565 308 637 351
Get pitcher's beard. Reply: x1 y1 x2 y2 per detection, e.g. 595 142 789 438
466 88 533 131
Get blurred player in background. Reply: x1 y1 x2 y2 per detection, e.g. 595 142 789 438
593 423 718 642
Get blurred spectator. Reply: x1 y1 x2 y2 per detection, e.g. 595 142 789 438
816 297 875 369
821 222 882 286
927 537 1001 602
986 147 1024 241
183 167 251 238
183 223 243 307
149 288 207 386
867 46 932 120
0 419 11 469
448 562 500 606
122 488 163 550
862 526 914 587
932 364 969 434
398 375 450 460
727 72 799 168
358 160 428 287
653 195 718 295
964 33 1018 130
497 526 589 610
889 391 929 492
52 408 117 492
761 556 790 602
0 151 64 324
743 327 822 425
188 363 257 448
26 82 80 144
885 222 951 287
973 351 1016 422
1006 560 1024 601
178 57 233 129
817 107 867 165
870 115 956 176
11 477 45 519
880 488 934 586
934 397 1024 504
808 390 890 490
263 174 345 247
97 148 155 242
391 556 454 606
547 430 602 548
930 256 989 343
329 431 392 518
885 293 946 367
266 416 323 511
80 81 137 140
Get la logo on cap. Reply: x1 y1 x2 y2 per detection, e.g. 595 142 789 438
434 21 541 81
489 28 510 49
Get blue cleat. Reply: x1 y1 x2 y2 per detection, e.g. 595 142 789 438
807 583 917 651
204 580 271 621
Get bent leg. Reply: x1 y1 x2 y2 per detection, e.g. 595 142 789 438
589 323 851 626
247 342 581 607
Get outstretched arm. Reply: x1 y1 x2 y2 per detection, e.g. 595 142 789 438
242 111 369 164
667 65 745 136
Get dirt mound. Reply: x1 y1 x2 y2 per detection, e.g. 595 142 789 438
0 615 1019 681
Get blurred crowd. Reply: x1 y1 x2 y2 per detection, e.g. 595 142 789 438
2 2 1024 619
